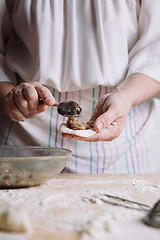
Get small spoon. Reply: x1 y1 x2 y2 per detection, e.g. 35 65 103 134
57 100 82 117
39 99 82 117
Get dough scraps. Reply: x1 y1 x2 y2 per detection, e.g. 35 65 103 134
0 200 31 232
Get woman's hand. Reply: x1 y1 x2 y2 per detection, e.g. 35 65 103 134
62 89 132 142
63 73 160 142
2 82 55 122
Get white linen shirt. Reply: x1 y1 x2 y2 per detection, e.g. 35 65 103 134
1 0 160 91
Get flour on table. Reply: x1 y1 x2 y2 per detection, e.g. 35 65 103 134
130 179 160 192
0 176 159 240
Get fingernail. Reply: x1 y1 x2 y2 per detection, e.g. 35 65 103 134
46 98 52 105
97 121 104 131
45 99 49 104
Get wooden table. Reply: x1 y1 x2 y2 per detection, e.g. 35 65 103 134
0 174 160 240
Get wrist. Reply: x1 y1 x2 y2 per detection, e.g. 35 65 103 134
114 85 135 108
116 73 160 106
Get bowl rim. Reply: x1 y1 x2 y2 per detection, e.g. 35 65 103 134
0 146 72 161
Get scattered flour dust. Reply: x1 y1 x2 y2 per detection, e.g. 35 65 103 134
130 179 160 192
0 176 159 240
78 208 143 240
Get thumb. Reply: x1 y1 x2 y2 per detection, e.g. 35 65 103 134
40 93 55 106
35 84 55 106
87 98 106 127
94 105 117 132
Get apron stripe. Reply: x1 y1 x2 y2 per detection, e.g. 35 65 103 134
5 121 13 145
55 92 61 147
129 111 140 173
125 151 130 173
90 88 95 173
61 92 68 148
48 88 55 147
138 104 151 173
67 92 75 173
96 86 102 173
126 116 135 173
102 87 108 173
106 87 114 172
75 90 82 172
124 123 132 173
107 144 113 173
135 105 145 173
113 140 118 173
96 142 100 173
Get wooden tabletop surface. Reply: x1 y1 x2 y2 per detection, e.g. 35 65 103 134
0 174 160 240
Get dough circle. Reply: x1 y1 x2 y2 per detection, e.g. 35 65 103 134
59 123 96 138
0 200 31 232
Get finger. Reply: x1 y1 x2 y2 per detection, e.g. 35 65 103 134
94 105 118 132
91 126 116 141
14 87 29 116
34 83 55 106
87 101 104 127
87 95 109 127
22 85 39 113
6 91 26 121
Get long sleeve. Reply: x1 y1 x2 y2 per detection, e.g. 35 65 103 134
127 0 160 83
0 0 16 84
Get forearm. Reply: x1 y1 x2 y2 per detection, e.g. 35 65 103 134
117 73 160 106
0 82 16 111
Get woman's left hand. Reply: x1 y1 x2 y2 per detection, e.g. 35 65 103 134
62 89 132 142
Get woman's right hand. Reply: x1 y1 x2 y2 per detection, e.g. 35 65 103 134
2 82 55 122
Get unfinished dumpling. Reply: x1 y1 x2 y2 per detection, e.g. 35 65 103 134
59 117 96 137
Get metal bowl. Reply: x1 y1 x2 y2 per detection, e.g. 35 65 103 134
0 146 71 188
